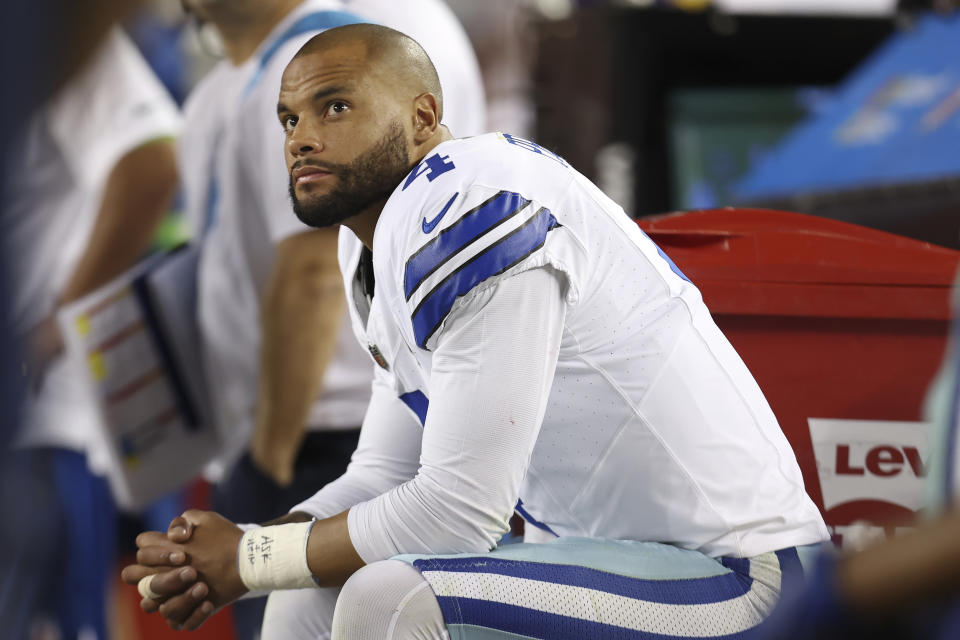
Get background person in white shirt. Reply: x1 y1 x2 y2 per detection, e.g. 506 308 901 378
0 28 180 640
176 0 484 635
125 25 827 640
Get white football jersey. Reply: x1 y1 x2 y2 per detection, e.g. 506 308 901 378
325 133 828 560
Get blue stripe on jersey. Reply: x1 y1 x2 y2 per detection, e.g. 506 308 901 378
515 498 558 537
399 390 429 427
435 597 755 640
403 191 530 300
404 191 531 300
412 556 753 605
410 207 559 349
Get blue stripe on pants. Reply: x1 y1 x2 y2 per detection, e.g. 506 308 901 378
412 556 754 606
438 597 755 640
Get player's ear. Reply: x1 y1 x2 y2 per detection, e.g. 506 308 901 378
412 92 440 143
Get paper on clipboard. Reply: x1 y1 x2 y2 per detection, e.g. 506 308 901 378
57 245 220 510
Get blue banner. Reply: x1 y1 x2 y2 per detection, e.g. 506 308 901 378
736 13 960 199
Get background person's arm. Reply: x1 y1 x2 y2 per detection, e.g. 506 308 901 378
60 139 178 304
27 138 178 377
248 227 346 485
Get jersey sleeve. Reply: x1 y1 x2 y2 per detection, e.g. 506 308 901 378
47 28 181 191
400 185 575 351
347 266 566 560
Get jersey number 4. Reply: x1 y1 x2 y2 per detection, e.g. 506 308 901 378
403 153 456 191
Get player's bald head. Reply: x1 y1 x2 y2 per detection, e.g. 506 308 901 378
290 23 443 120
278 23 453 236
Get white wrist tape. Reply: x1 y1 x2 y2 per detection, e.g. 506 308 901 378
237 521 317 591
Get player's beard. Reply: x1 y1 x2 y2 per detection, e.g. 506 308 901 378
289 121 411 229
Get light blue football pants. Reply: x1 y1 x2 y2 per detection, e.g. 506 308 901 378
264 536 823 640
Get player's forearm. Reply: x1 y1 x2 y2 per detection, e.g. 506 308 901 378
251 230 345 481
305 510 366 586
59 139 177 304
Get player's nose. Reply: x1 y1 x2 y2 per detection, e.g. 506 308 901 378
287 124 324 157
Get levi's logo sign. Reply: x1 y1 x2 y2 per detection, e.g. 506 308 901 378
834 444 927 478
809 418 930 512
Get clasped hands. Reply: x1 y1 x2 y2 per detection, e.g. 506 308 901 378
121 510 247 631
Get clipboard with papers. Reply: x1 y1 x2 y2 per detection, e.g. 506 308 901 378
56 245 221 510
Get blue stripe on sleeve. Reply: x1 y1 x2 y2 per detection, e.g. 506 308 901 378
403 191 530 300
410 208 559 349
412 555 752 606
399 390 429 427
435 598 754 639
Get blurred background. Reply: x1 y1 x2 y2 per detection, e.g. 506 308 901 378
131 0 960 247
4 0 960 638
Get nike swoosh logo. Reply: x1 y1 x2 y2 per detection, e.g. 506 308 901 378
421 192 459 233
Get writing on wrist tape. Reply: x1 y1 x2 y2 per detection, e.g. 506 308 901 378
237 521 317 591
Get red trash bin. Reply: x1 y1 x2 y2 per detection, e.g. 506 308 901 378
639 208 960 547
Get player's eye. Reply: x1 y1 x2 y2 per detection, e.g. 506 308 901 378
282 115 297 132
326 101 349 117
